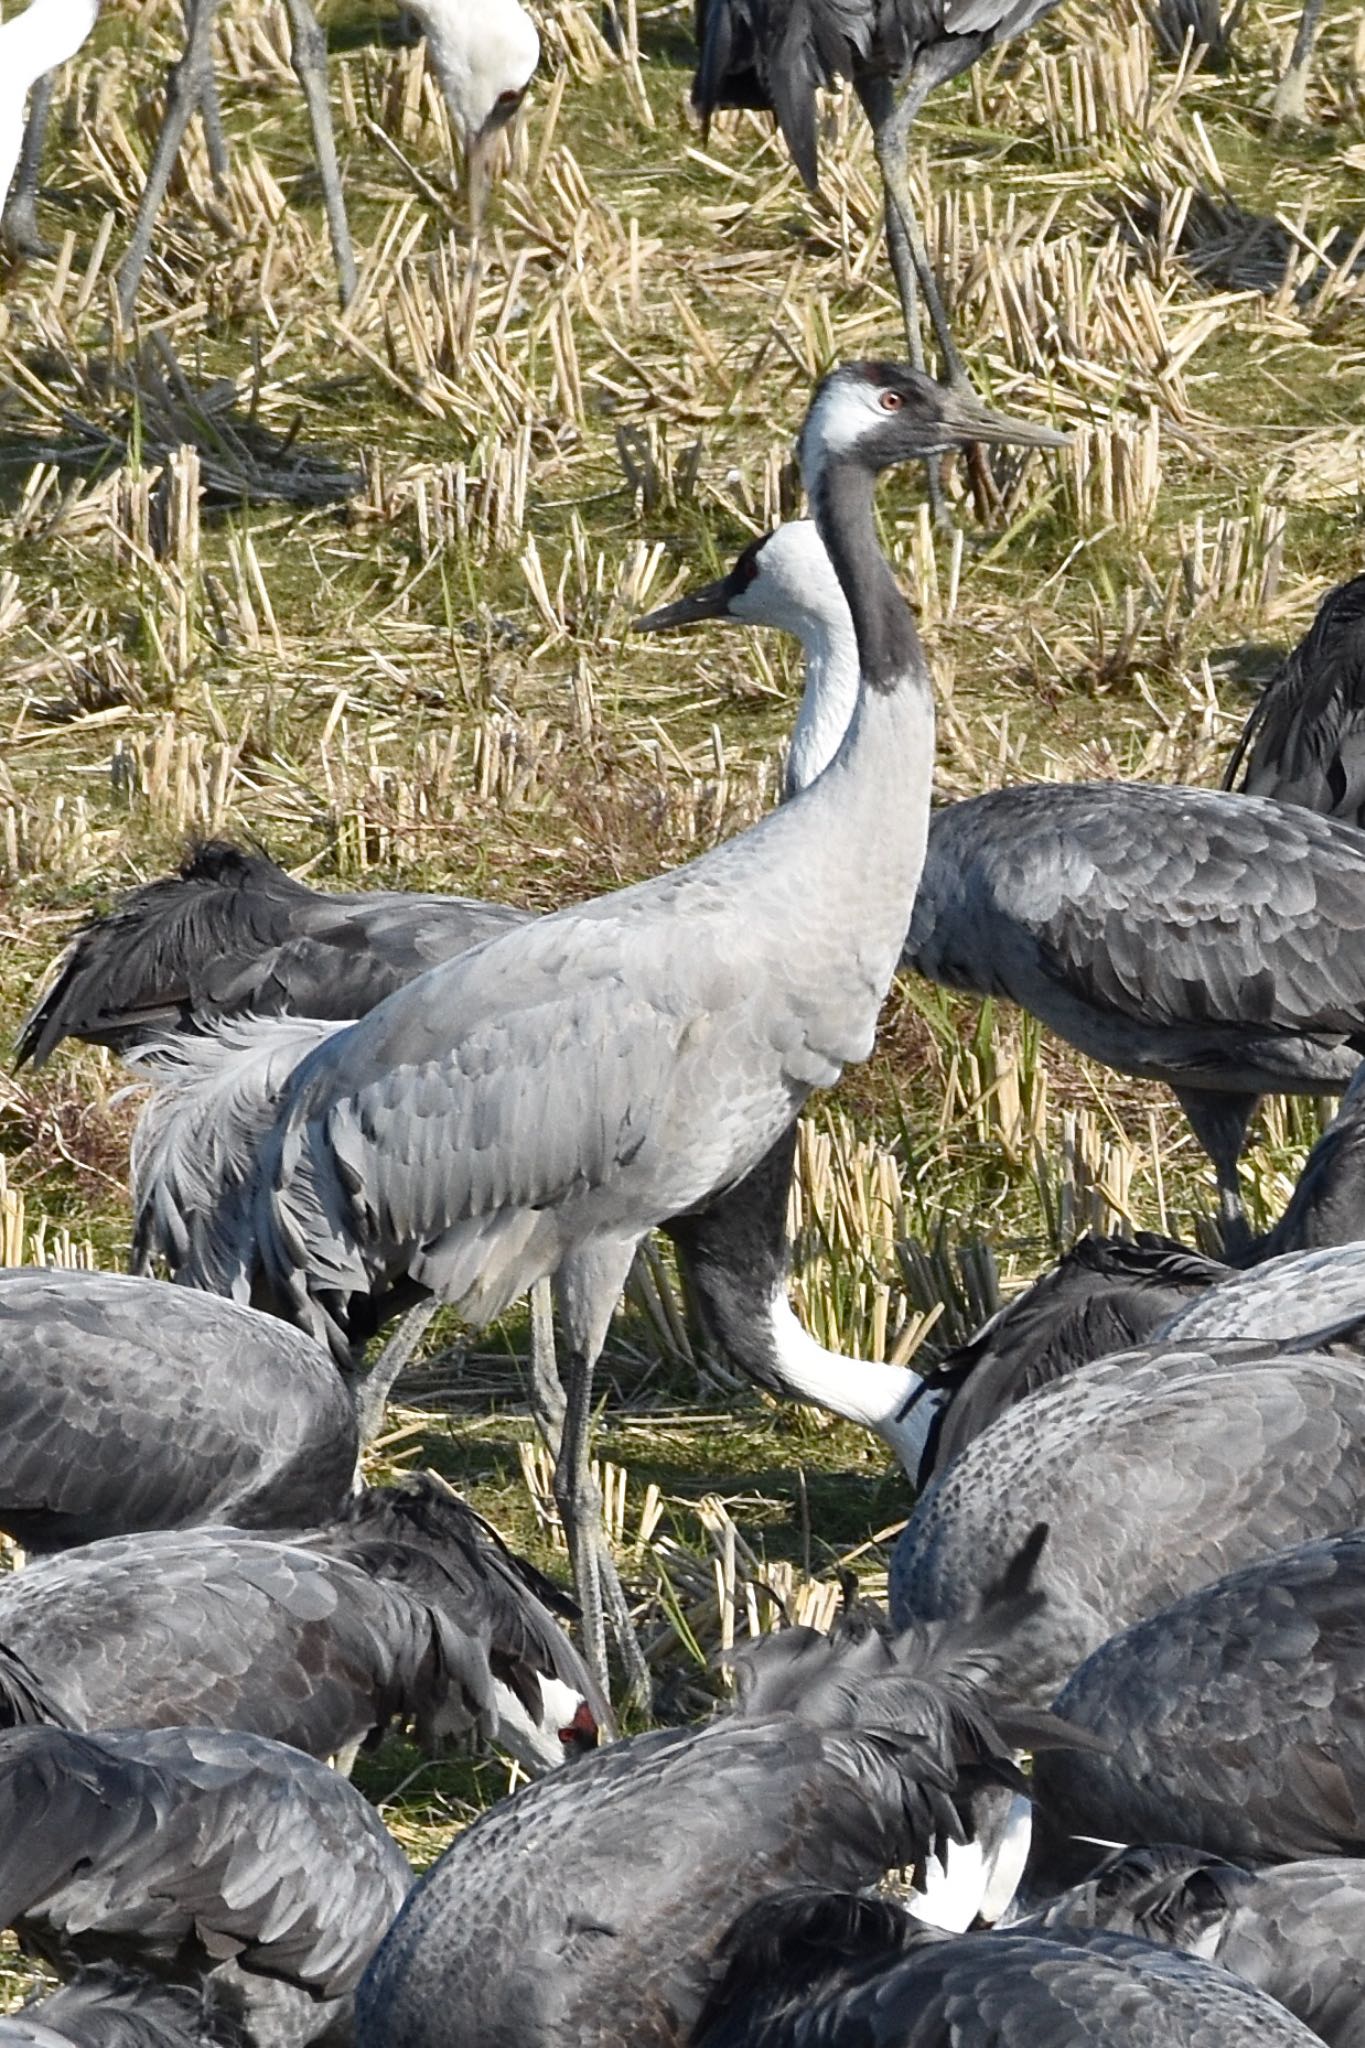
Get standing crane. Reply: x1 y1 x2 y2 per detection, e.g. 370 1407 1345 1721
691 0 1068 396
0 0 96 231
1 0 538 321
1223 572 1365 829
200 365 1061 1692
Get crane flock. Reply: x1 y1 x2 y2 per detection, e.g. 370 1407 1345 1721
1 1 1365 2045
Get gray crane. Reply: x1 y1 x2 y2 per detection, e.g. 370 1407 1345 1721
1029 1531 1365 1884
637 520 1365 1254
691 0 1067 398
0 1479 602 1773
1224 572 1365 828
0 1971 237 2048
691 1891 1322 2048
191 364 1062 1692
0 1724 412 2048
14 841 528 1070
1032 1847 1365 2048
890 1341 1365 1708
0 1267 361 1547
3 0 537 322
353 1534 1085 2048
1253 1061 1365 1259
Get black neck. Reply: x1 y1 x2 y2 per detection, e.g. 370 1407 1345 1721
809 462 922 694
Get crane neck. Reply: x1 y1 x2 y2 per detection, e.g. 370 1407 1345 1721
783 605 860 798
808 461 924 698
3 0 98 92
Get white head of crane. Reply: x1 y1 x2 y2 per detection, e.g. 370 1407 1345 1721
410 0 539 221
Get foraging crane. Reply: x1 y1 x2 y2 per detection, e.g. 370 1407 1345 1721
1224 572 1365 828
0 1724 412 2047
0 1480 601 1773
2 0 538 320
690 1891 1323 2048
0 1267 361 1548
1034 1846 1365 2048
637 521 1365 1253
889 1341 1365 1708
354 1534 1086 2048
1030 1531 1365 1883
691 0 1068 399
0 0 95 224
197 365 1062 1693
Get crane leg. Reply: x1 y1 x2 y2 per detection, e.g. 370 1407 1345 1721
1271 0 1323 125
2 76 56 255
862 77 972 394
556 1242 653 1711
179 0 229 184
355 1297 440 1442
282 0 359 308
116 0 225 324
1172 1085 1258 1264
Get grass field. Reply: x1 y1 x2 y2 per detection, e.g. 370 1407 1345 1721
0 0 1363 2005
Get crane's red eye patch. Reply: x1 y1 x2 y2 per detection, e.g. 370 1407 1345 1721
497 87 523 106
559 1699 599 1751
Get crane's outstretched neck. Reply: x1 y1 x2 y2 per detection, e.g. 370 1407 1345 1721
807 463 924 695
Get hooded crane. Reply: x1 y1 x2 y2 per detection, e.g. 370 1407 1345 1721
889 1340 1365 1709
691 0 1067 405
1224 572 1365 829
636 520 1365 1253
0 1485 600 1774
0 1724 412 2047
0 0 95 229
354 1534 1088 2048
689 1889 1323 2048
1029 1530 1365 1883
2 0 537 321
1032 1845 1365 2048
183 365 1063 1697
0 1267 362 1549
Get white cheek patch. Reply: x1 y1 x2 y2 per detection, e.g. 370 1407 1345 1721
978 1795 1033 1925
908 1837 987 1934
489 1677 584 1774
809 380 881 457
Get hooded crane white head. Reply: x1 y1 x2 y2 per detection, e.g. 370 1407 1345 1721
409 0 539 221
0 0 98 209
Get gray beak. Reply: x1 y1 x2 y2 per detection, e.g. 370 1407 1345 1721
633 574 736 634
466 90 528 226
936 385 1070 450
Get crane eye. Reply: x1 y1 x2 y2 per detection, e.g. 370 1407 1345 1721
879 391 904 412
496 87 523 107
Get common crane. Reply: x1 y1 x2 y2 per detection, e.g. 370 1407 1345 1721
1224 572 1365 828
354 1534 1085 2048
890 1340 1365 1707
178 365 1061 1694
691 1889 1322 2048
1030 1531 1365 1882
1032 1846 1365 2048
691 0 1067 397
0 1480 602 1774
0 1724 412 2047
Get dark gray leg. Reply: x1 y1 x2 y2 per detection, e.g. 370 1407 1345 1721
281 0 357 307
117 0 226 323
863 75 972 392
354 1297 439 1442
1271 0 1324 124
529 1276 567 1446
179 0 229 182
555 1240 652 1709
1173 1086 1258 1263
3 76 55 255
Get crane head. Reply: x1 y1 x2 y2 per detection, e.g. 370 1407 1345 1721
799 362 1067 490
633 521 848 643
411 0 540 224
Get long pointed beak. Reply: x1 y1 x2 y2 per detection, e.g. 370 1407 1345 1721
938 386 1070 451
465 92 529 228
633 575 735 634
